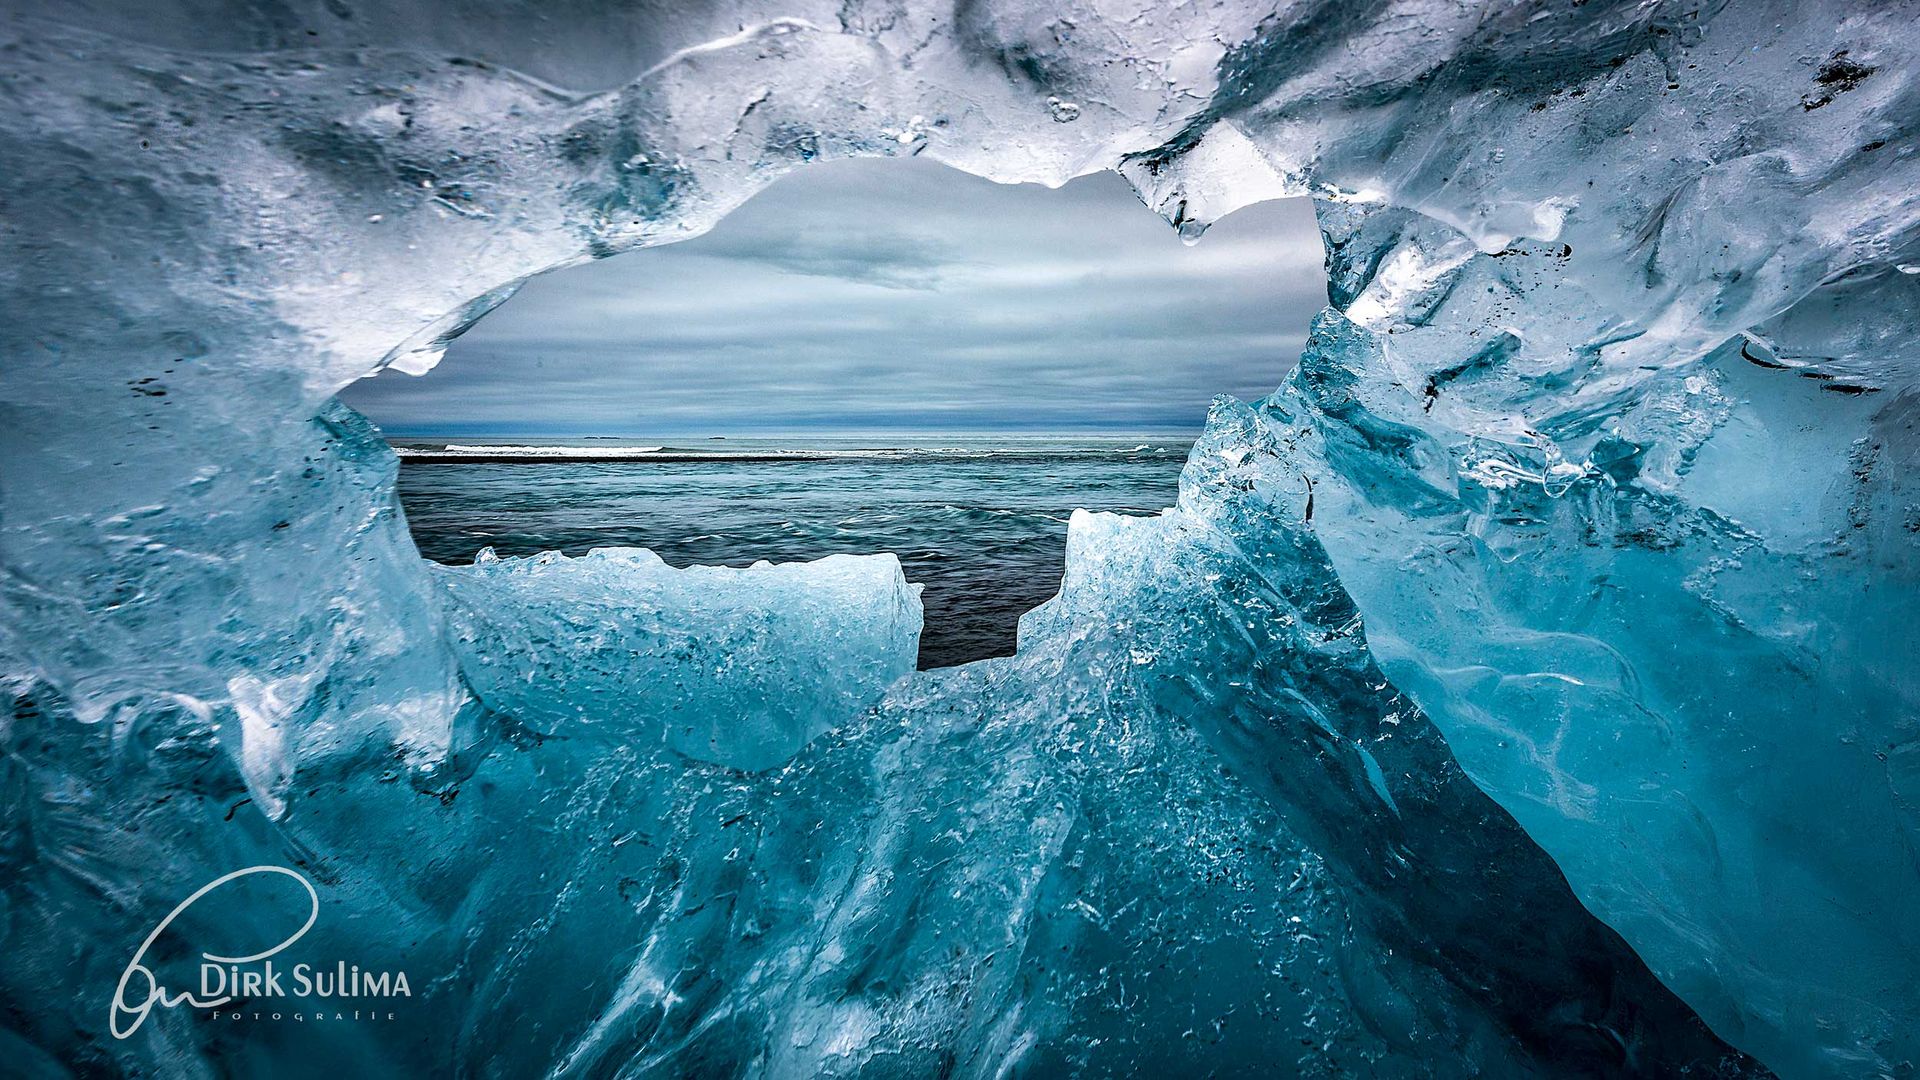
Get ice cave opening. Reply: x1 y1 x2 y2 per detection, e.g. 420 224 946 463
337 157 1329 669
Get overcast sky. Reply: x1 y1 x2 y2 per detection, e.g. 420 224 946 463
340 158 1325 437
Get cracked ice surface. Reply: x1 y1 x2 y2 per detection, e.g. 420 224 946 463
442 547 923 770
1 1 1916 1076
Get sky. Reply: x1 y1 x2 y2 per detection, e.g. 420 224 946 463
339 157 1326 437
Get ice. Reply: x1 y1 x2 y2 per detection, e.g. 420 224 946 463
440 548 922 770
1269 204 1920 1077
3 0 1917 1076
2 406 1758 1078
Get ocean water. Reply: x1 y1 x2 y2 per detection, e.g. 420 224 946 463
391 435 1193 668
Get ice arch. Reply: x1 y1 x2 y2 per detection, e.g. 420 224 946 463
1 2 1915 1077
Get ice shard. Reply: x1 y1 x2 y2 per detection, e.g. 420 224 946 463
1260 202 1920 1077
440 548 922 770
2 0 1916 1076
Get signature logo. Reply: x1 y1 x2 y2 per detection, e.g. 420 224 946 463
111 865 408 1040
112 866 317 1039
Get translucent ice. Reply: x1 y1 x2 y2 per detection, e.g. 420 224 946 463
1267 204 1920 1077
2 1 1917 1076
440 548 922 769
2 406 1759 1078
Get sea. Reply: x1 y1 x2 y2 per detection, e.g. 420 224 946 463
389 435 1194 669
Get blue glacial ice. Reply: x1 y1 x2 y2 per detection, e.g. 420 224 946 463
441 548 922 770
1 0 1917 1077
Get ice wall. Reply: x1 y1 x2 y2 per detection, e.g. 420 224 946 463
2 0 1915 1076
1272 206 1920 1077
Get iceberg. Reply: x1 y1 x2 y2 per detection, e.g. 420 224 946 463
441 548 922 770
1 0 1915 1076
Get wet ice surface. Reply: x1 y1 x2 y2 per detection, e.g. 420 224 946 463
443 547 923 770
393 437 1191 668
3 1 1918 1077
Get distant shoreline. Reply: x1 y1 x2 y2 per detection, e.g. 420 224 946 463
391 440 1185 464
396 450 845 464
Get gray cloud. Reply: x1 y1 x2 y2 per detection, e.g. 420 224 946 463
696 230 962 290
339 157 1327 436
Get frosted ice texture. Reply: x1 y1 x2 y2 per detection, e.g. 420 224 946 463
1274 203 1920 1078
440 548 922 770
1 1 1916 1076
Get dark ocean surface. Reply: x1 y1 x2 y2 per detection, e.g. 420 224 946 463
390 435 1193 668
